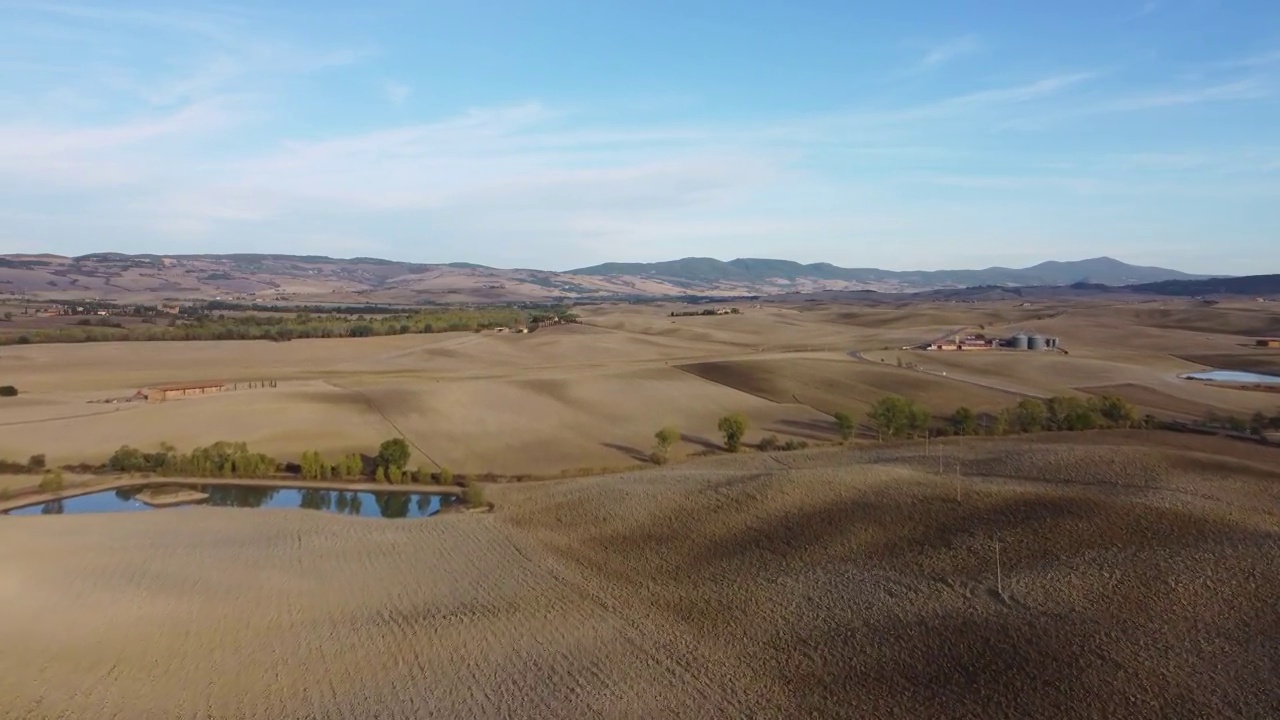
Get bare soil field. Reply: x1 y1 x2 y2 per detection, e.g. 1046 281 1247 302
2 433 1277 719
1178 351 1280 375
1077 383 1240 419
679 356 1018 429
3 299 1278 473
0 315 837 471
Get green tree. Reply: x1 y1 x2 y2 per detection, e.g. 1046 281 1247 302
27 454 46 471
908 403 931 438
462 478 487 508
387 465 403 484
1092 395 1137 429
374 466 387 483
867 395 928 440
717 413 749 452
1009 398 1047 434
989 410 1010 436
0 385 18 397
39 469 64 492
107 446 147 472
377 438 411 471
299 451 321 480
654 425 680 453
652 425 680 463
338 453 363 479
950 406 978 436
833 412 855 442
867 396 904 441
439 467 455 485
1060 399 1101 431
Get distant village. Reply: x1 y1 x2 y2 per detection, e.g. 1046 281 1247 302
669 307 742 318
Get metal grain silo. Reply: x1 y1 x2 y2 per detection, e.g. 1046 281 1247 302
1010 332 1028 350
1027 333 1045 351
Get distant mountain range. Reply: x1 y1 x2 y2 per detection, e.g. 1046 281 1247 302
0 252 1232 303
569 256 1217 289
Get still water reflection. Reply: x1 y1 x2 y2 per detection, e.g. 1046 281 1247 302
4 485 454 518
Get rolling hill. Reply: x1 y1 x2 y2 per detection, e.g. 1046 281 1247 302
0 252 1225 303
570 256 1217 288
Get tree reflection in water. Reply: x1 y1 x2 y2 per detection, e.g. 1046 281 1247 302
203 486 279 508
6 485 449 518
374 492 412 519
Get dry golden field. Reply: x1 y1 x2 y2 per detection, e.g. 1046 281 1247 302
2 433 1278 718
1 298 1277 471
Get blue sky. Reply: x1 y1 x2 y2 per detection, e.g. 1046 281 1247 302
1 0 1277 273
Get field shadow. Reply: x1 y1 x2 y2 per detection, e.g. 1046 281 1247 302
773 418 838 441
602 442 650 463
681 433 725 452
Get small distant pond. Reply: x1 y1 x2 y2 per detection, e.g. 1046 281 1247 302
1180 369 1280 384
3 485 456 518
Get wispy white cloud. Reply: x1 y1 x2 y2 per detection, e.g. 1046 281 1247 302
942 72 1096 108
1205 49 1280 71
382 80 411 106
0 99 234 160
1103 78 1269 111
917 35 982 69
0 0 254 42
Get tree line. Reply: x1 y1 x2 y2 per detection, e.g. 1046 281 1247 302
96 437 462 486
0 307 529 345
859 393 1147 440
1199 409 1280 437
646 394 1158 460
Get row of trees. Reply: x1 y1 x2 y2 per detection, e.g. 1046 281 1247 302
1201 410 1280 437
0 307 529 346
107 442 278 478
859 394 1145 441
298 451 365 480
650 413 811 462
100 437 462 484
297 438 456 485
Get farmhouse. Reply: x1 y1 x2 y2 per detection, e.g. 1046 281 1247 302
924 334 996 351
1256 339 1280 348
144 381 228 402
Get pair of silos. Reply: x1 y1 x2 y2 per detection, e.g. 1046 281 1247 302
1009 331 1050 350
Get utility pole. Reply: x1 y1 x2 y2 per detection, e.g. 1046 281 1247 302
995 534 1003 596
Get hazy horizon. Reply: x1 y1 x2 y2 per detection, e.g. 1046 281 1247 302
2 1 1277 274
2 250 1239 277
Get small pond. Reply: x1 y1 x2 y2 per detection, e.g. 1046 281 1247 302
1180 369 1280 384
3 485 456 518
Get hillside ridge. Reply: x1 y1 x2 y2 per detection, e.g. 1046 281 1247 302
0 252 1230 302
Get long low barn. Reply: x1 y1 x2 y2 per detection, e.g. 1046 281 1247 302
143 382 228 402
